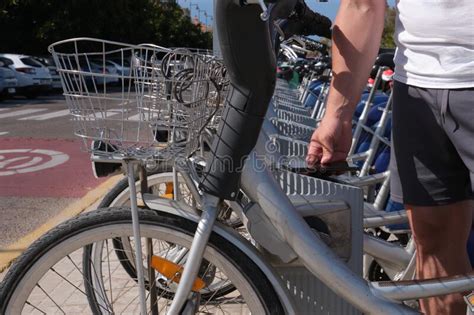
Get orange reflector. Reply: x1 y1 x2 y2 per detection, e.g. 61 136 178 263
464 292 474 311
159 182 174 199
151 255 206 292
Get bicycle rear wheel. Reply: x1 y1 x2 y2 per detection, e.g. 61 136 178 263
0 207 283 314
99 171 241 227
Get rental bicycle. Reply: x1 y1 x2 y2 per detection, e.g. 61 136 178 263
1 1 473 314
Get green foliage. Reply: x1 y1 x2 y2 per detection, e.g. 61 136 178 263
0 0 212 55
381 6 396 49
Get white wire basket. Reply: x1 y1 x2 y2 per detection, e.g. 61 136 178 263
48 38 225 160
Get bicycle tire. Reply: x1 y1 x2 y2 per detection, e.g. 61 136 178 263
0 207 284 314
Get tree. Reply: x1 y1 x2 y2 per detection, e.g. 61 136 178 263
381 6 396 48
0 0 212 55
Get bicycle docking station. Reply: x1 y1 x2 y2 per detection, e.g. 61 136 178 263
237 128 364 315
142 105 366 314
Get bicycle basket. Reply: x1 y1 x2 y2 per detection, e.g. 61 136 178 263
48 38 222 160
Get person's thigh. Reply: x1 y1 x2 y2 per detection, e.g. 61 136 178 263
389 81 473 206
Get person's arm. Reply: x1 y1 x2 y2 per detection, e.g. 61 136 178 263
306 0 386 165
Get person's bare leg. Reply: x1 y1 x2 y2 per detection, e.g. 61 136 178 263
407 200 473 315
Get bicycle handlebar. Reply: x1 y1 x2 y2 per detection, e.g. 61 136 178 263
272 1 331 58
284 0 332 39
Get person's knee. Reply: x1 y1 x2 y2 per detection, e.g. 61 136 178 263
412 227 468 256
411 225 451 255
407 202 472 255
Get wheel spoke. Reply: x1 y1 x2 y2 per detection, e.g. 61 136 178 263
87 251 115 312
36 283 66 315
105 239 115 313
25 301 47 315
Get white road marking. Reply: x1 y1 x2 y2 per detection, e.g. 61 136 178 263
18 109 70 120
74 110 122 121
0 131 9 135
0 156 29 168
7 156 42 169
128 113 141 121
0 149 69 176
0 108 47 119
101 110 121 118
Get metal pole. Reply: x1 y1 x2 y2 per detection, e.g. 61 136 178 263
349 66 385 155
147 240 158 315
126 161 148 315
212 0 221 57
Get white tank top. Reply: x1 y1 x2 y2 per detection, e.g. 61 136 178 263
393 0 474 88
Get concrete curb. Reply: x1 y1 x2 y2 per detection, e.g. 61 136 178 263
0 175 121 272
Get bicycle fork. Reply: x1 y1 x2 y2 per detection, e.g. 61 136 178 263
167 193 220 315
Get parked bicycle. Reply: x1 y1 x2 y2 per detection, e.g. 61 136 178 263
1 1 473 315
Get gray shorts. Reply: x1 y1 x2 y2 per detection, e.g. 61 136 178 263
390 81 474 206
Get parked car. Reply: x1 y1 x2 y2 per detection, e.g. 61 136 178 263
79 59 119 86
0 54 52 99
33 56 61 90
105 59 131 78
0 58 18 100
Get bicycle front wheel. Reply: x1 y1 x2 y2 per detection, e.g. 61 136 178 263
0 207 283 314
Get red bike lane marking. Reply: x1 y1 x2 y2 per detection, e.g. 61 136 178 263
0 138 107 198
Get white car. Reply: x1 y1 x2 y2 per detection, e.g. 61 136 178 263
34 56 62 90
105 59 131 78
79 59 119 86
0 59 18 100
0 54 52 98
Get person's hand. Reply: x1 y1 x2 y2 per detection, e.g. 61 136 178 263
306 115 352 166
